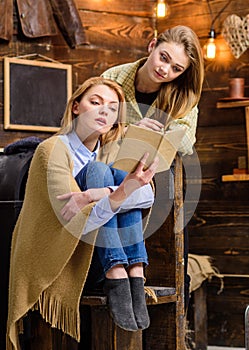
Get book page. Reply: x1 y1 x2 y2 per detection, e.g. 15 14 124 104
112 125 185 173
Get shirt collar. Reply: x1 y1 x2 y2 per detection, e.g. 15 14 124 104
67 130 100 156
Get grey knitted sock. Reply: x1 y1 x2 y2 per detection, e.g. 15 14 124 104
129 277 150 330
103 278 138 331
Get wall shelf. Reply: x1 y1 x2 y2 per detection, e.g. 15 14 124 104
222 174 249 182
216 100 249 182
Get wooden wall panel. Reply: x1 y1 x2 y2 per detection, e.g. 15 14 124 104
77 0 154 16
79 11 154 50
198 92 246 127
207 277 249 347
189 201 249 274
50 45 145 85
157 0 249 39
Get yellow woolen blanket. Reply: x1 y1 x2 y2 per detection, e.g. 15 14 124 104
6 136 98 350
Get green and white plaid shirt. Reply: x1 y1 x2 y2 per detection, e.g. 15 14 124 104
102 58 199 156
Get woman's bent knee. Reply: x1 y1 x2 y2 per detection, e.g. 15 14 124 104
86 162 114 187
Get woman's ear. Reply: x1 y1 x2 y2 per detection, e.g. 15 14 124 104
148 38 157 53
72 101 79 115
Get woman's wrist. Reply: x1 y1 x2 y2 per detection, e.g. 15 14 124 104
108 183 127 211
87 187 112 202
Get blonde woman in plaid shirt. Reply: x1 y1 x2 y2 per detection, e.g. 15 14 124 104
102 25 204 156
102 25 204 311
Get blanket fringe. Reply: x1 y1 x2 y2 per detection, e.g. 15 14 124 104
33 291 80 342
17 318 24 335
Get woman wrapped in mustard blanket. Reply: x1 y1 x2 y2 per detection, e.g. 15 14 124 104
7 77 158 349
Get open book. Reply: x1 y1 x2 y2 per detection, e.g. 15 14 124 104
112 124 185 173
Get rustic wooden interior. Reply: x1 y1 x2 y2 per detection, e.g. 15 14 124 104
0 0 249 349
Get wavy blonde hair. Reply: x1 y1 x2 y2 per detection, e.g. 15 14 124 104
155 25 204 120
58 76 126 145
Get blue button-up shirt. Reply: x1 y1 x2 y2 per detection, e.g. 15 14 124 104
59 131 98 177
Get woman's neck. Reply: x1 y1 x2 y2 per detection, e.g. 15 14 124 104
83 137 99 152
75 128 99 152
135 65 161 93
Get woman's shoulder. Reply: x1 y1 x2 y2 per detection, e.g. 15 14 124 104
37 135 67 151
34 135 70 163
102 58 147 86
102 63 127 79
102 60 140 79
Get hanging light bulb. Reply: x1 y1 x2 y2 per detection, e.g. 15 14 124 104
203 28 217 60
156 0 169 18
203 0 232 60
153 0 170 38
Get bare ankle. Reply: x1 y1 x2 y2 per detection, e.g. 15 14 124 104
127 263 144 278
106 264 128 279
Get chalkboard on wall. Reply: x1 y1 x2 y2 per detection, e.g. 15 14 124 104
4 57 72 132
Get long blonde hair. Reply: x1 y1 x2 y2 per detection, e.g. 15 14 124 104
58 77 126 145
155 25 204 120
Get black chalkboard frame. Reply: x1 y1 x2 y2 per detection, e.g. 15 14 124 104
4 57 72 132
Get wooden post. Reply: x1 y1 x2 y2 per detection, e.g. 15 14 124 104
90 306 143 350
194 283 208 350
174 155 185 350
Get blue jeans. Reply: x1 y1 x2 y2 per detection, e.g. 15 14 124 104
75 161 148 279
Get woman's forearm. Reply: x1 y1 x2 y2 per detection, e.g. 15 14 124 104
108 181 131 211
109 153 158 211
